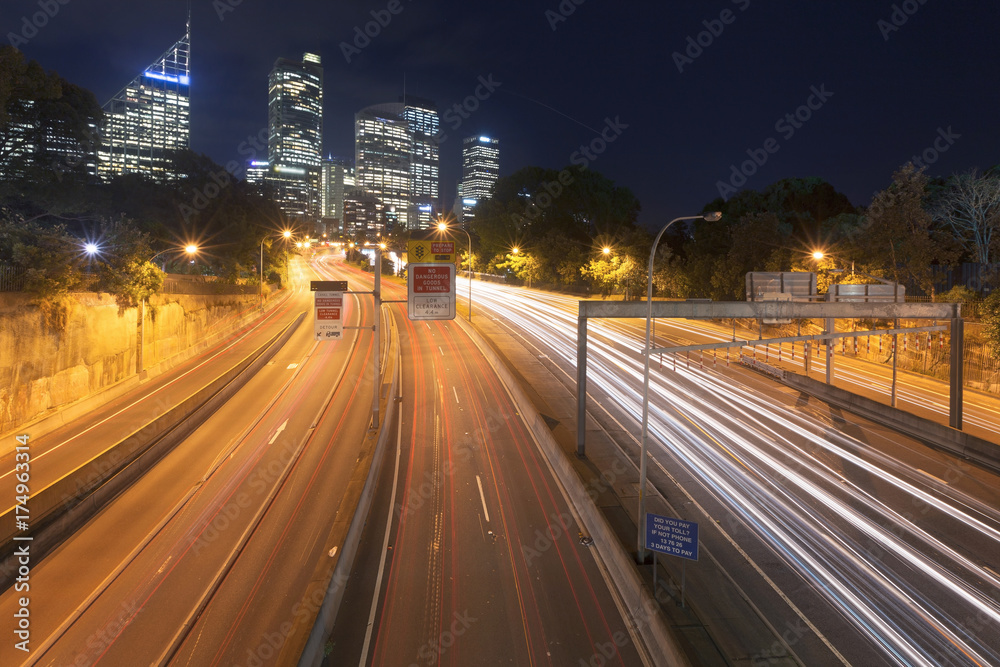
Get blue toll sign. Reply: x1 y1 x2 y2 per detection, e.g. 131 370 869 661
645 513 698 561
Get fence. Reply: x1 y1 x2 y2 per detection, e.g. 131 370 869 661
0 265 25 292
768 318 1000 395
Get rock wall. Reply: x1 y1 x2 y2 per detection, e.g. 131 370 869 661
0 291 260 434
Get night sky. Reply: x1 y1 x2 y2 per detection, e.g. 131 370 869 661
7 0 1000 230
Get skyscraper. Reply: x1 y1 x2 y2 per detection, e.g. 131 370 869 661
98 20 191 180
267 53 323 224
355 103 411 232
455 135 500 223
401 95 440 229
321 156 355 223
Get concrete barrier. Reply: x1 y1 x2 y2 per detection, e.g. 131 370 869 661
0 288 292 449
781 372 1000 473
456 316 691 667
0 313 304 586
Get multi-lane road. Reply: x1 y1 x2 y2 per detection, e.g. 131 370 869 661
4 253 999 666
467 281 1000 666
321 256 646 666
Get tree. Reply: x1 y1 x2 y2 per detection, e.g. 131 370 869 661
861 163 956 295
495 250 542 287
472 166 641 287
982 291 1000 361
94 217 163 311
0 46 102 182
931 169 1000 291
581 253 644 299
0 207 86 329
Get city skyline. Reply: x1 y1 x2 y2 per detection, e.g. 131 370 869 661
7 1 1000 228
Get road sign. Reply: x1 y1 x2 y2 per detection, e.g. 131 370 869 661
645 513 698 561
311 280 348 292
314 291 344 340
408 263 456 320
407 239 456 264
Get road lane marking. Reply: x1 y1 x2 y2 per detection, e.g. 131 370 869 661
476 475 490 522
268 420 287 445
358 377 403 665
439 346 444 355
453 386 460 404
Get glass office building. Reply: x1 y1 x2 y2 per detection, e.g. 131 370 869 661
401 95 440 229
98 24 191 181
455 135 500 222
355 103 412 232
267 53 323 223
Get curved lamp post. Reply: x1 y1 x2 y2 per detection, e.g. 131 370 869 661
139 244 198 374
637 211 720 562
438 220 473 322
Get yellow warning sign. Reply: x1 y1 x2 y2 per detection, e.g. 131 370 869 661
407 239 456 264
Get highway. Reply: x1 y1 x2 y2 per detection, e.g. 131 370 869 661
651 316 1000 443
467 281 1000 667
0 255 379 665
319 255 647 666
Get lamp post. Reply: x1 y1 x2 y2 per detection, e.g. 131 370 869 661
637 212 720 562
261 230 293 305
438 220 473 322
139 244 198 374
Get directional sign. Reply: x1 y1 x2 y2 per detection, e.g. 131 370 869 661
314 291 344 341
407 239 456 264
645 513 698 561
408 263 456 320
311 280 348 292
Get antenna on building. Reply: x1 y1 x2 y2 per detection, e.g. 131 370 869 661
186 0 192 39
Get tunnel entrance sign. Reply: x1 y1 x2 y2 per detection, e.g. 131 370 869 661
408 263 456 320
312 285 345 341
645 513 698 561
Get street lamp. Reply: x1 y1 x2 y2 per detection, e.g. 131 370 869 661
260 230 294 305
637 211 721 563
84 242 100 256
602 246 612 256
438 220 473 322
139 244 198 374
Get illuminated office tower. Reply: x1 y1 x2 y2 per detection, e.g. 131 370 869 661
455 135 499 223
343 188 385 239
245 160 269 187
98 19 191 180
401 95 440 229
267 53 323 223
355 103 412 231
321 156 355 222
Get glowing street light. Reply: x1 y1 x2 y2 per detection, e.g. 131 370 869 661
602 246 612 256
637 211 721 562
84 242 100 256
437 219 473 321
812 250 825 261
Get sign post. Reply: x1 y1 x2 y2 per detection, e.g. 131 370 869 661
312 280 348 341
645 513 698 607
407 263 456 321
